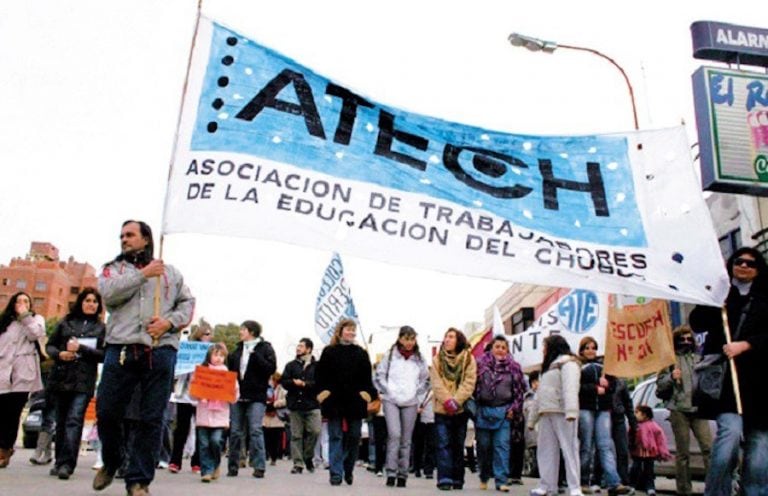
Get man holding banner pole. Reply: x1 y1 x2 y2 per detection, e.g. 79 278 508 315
690 247 768 496
93 220 195 496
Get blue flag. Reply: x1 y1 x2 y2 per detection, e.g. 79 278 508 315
315 252 360 345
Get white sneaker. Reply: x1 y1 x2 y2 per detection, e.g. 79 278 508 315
529 489 548 496
590 485 602 494
157 461 169 469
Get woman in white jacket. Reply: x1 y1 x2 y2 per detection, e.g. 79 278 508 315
374 326 428 488
528 335 582 496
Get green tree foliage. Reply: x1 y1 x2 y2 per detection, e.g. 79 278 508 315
213 322 241 355
45 317 60 338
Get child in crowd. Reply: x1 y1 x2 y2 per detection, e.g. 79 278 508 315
629 405 671 496
194 343 238 482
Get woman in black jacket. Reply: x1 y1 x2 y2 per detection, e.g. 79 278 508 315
315 318 378 486
690 247 768 496
45 287 105 480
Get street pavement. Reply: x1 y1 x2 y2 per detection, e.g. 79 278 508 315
0 448 701 495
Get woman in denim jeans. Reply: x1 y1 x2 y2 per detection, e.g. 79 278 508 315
430 328 477 491
690 247 768 496
577 336 631 495
473 335 525 492
45 288 106 480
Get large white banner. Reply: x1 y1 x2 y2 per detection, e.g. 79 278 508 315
510 289 609 370
163 17 730 306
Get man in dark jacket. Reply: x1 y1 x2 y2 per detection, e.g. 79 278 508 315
690 247 768 496
226 320 276 478
280 338 320 474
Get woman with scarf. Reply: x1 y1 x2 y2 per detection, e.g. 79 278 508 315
431 327 477 491
374 325 429 488
474 335 525 492
315 318 378 486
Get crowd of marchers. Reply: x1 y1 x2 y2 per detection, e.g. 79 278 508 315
0 220 767 496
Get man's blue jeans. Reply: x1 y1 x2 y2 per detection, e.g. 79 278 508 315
54 391 90 471
96 345 176 488
228 401 266 472
476 421 511 487
327 417 362 482
704 412 742 496
434 413 468 487
741 427 768 496
578 409 620 488
197 427 224 477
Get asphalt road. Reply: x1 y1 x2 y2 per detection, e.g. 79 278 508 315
0 448 701 495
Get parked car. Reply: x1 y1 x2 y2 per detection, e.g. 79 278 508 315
630 376 715 480
21 390 46 449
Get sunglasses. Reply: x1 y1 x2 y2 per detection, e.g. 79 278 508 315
734 258 758 268
678 336 693 343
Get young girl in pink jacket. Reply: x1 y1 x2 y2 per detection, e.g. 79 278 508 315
194 343 238 482
629 405 672 496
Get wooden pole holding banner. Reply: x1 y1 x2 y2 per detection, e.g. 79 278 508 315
154 0 204 345
152 235 165 347
721 307 743 415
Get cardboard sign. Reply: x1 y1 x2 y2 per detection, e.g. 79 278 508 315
604 299 675 378
174 341 213 376
189 365 238 402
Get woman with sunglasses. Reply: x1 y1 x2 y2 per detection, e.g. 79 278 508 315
168 324 213 474
655 325 712 496
690 247 768 496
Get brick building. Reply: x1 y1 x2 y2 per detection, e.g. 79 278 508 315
0 242 98 320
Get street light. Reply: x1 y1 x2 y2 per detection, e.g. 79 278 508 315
508 32 639 131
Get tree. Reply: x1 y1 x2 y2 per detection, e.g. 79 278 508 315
213 322 241 355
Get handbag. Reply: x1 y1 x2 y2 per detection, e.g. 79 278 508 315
475 404 507 430
692 354 727 403
692 297 750 416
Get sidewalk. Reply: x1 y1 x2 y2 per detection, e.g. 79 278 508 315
0 448 701 495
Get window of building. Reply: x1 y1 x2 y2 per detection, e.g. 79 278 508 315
35 280 47 291
16 279 27 289
58 287 63 296
511 307 535 335
33 297 45 308
2 278 9 286
57 304 62 313
719 228 742 260
70 286 80 295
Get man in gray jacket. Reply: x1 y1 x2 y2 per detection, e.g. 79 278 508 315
92 220 195 496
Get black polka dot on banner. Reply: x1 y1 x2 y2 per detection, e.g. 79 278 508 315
207 122 218 133
222 55 234 66
212 98 224 110
705 285 712 291
218 77 229 87
671 252 684 263
668 284 678 291
226 37 237 46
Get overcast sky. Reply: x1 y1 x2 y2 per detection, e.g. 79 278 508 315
0 0 761 364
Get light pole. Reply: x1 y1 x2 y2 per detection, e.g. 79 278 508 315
508 32 639 131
